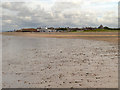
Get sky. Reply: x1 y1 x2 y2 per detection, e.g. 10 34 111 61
1 0 119 31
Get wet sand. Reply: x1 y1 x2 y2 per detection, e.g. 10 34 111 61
2 34 118 88
2 32 119 44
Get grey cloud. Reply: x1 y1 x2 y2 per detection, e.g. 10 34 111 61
51 2 83 14
2 2 26 11
2 1 118 31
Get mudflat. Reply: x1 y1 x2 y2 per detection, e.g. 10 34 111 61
2 32 119 44
2 34 118 88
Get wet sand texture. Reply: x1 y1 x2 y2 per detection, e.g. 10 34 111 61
2 35 118 88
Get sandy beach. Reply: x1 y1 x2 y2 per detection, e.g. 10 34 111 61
2 34 118 88
2 32 119 44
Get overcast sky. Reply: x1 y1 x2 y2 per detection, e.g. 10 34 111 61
1 0 119 31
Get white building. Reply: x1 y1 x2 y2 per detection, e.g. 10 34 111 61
37 26 55 32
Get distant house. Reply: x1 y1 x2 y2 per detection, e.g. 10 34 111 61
37 27 48 32
48 27 56 32
21 28 37 32
37 26 56 32
37 27 42 32
98 25 104 29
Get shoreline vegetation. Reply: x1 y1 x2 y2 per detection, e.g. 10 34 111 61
83 29 119 32
6 28 120 32
5 25 120 32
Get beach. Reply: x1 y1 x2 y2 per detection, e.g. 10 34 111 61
2 32 118 44
2 34 118 88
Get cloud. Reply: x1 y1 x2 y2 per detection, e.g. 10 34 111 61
2 2 26 11
1 1 118 31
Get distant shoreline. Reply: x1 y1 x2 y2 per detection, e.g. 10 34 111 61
2 32 118 44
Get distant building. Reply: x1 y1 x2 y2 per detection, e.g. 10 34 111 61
37 26 56 32
98 25 104 29
21 28 37 32
37 27 42 32
37 27 47 32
